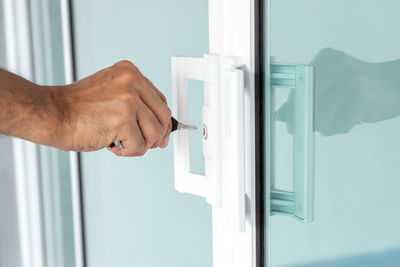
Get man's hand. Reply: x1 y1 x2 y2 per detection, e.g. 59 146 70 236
0 61 172 156
57 60 171 156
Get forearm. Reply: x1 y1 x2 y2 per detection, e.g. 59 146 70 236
0 69 64 147
0 60 171 155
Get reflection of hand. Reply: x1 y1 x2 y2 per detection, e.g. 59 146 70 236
276 48 400 136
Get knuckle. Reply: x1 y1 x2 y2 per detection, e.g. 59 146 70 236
120 90 140 103
107 113 125 128
119 70 140 85
121 108 134 122
115 60 135 69
108 109 134 129
113 61 143 86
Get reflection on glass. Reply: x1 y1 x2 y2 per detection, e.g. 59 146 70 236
276 48 400 136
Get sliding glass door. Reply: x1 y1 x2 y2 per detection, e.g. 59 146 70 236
264 1 400 266
4 0 258 266
70 1 212 266
8 0 400 266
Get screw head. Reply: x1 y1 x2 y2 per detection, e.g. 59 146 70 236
202 124 208 140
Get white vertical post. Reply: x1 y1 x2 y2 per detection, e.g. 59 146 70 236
3 1 46 267
209 0 255 266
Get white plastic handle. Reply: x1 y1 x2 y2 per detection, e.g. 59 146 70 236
171 55 222 207
172 55 246 231
223 60 245 232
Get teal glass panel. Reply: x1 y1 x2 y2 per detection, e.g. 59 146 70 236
265 1 400 266
71 1 212 267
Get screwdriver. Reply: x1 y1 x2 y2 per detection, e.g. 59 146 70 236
171 117 197 132
109 117 196 149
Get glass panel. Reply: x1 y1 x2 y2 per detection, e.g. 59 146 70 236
265 1 400 266
71 1 212 266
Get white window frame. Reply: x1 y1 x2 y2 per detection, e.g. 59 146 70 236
208 0 257 266
2 1 45 267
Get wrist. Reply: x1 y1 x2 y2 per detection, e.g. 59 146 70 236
40 85 72 150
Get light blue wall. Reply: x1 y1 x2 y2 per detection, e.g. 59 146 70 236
268 1 400 266
72 1 212 266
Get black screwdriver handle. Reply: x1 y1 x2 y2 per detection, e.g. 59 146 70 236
171 117 179 132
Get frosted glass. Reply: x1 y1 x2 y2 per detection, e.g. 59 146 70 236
267 1 400 266
71 1 212 267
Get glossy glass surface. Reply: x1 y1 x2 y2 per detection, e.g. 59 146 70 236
266 1 400 266
71 1 212 266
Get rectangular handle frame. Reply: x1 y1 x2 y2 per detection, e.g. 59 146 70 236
171 55 246 231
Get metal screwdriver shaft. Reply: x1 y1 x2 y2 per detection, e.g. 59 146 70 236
171 117 197 132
